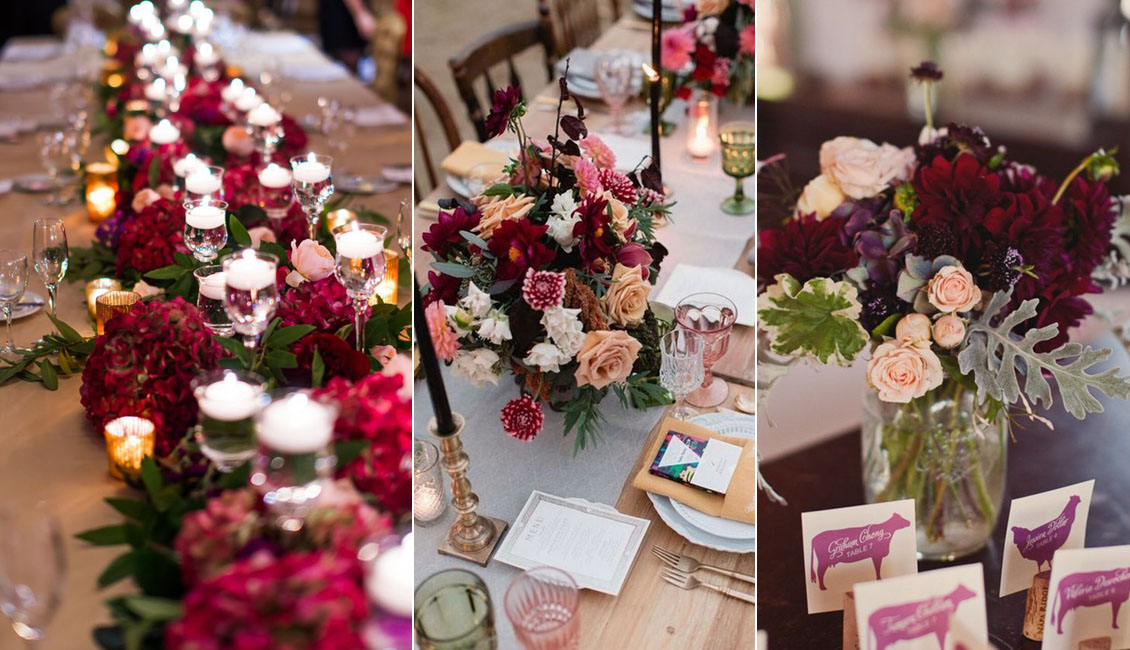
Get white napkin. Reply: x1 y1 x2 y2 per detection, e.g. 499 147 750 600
654 263 758 327
353 105 407 128
2 40 63 63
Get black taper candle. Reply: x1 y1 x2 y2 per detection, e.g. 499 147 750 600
650 0 662 173
413 278 457 435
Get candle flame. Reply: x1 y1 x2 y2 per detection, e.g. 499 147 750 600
641 63 659 82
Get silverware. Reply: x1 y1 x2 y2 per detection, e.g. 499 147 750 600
659 568 756 604
652 546 756 585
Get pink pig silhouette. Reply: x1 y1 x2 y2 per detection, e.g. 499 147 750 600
867 584 977 650
1011 495 1082 572
810 513 911 590
1050 567 1130 635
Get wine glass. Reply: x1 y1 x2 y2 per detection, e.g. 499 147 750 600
0 251 28 358
183 199 228 262
333 223 387 350
290 154 334 240
395 199 411 263
675 292 737 408
719 122 756 216
660 329 706 420
0 503 66 644
221 250 279 350
595 51 636 135
504 567 580 650
38 132 70 206
32 218 68 319
193 265 232 336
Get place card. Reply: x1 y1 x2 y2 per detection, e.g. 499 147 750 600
1000 480 1095 596
853 564 988 650
1042 545 1130 650
801 499 918 613
494 491 649 596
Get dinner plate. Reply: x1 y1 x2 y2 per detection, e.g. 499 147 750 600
444 139 518 198
335 174 399 195
646 411 757 553
13 174 57 194
10 291 44 319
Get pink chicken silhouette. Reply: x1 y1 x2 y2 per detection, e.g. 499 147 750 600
1011 495 1082 572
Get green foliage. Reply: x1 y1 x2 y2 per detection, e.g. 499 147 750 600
757 274 869 366
563 387 607 454
68 242 125 284
611 373 671 411
216 318 313 385
0 315 94 389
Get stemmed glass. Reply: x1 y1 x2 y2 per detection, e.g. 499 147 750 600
595 51 636 135
193 368 268 472
183 199 228 262
504 567 580 650
221 250 279 350
0 503 66 644
193 265 232 336
659 329 706 420
719 122 756 215
0 251 28 358
38 132 70 206
675 292 737 408
185 164 225 202
395 199 411 263
290 154 334 240
32 218 68 319
333 223 387 350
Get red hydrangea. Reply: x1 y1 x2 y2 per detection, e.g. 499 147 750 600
175 489 261 585
175 78 230 127
79 298 222 456
501 395 544 441
521 269 566 310
757 213 860 288
222 160 259 203
277 277 358 334
115 198 190 275
278 113 308 156
487 219 556 280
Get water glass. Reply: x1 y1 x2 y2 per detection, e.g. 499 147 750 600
194 265 232 336
333 223 387 350
183 199 228 262
415 569 497 650
252 391 337 531
32 218 68 318
675 293 737 408
504 567 580 650
221 250 279 349
719 122 756 215
193 368 267 472
38 132 70 205
184 164 225 202
290 154 334 240
595 51 636 135
413 439 447 525
660 329 706 420
0 250 28 357
0 503 65 644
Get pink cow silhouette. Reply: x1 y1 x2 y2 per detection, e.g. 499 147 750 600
810 513 911 590
1011 495 1082 572
867 584 977 650
1050 567 1130 635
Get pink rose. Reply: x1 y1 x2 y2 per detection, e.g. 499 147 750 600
123 115 152 142
574 330 642 389
661 26 696 71
369 344 397 366
895 313 932 343
932 314 967 349
131 188 163 212
221 125 254 157
819 136 916 199
247 226 276 249
867 339 945 403
927 265 982 313
739 25 756 56
289 239 335 282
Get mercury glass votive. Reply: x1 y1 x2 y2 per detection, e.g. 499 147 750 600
85 162 119 223
85 279 121 320
413 439 447 526
95 291 141 335
373 249 400 305
719 121 757 216
104 416 156 480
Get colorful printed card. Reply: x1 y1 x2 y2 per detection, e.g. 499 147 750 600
1000 480 1095 596
800 499 918 613
649 432 743 495
1042 545 1130 650
853 564 988 650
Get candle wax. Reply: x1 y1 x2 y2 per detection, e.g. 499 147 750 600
367 543 413 617
336 230 381 259
293 161 330 183
186 204 226 229
186 171 222 195
256 396 335 454
199 379 260 421
225 257 276 291
149 120 180 145
198 271 226 300
257 163 292 188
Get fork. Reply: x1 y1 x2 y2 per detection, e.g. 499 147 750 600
652 546 756 585
660 568 756 604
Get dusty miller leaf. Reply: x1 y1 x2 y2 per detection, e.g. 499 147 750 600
757 274 868 366
957 290 1130 419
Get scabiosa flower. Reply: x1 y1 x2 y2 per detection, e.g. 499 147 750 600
757 214 860 287
980 245 1024 292
522 268 567 310
910 61 944 82
487 219 556 281
425 300 460 361
421 206 481 260
912 223 956 260
859 286 905 332
501 395 544 441
580 134 617 170
598 168 638 205
485 85 522 138
574 158 603 197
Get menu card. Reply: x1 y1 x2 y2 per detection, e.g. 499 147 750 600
1000 480 1095 596
1042 545 1130 650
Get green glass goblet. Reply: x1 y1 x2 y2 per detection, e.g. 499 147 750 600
719 121 756 216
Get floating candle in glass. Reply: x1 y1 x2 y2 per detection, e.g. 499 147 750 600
148 119 180 145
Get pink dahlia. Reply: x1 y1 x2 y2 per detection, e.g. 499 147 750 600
573 158 603 197
661 26 695 71
425 300 460 361
598 168 639 205
522 269 566 310
740 25 756 57
580 134 617 170
501 395 544 441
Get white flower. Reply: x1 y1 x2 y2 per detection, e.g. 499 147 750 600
451 349 501 387
445 305 475 338
132 280 164 298
524 342 567 373
541 306 585 358
546 192 581 252
460 281 492 319
477 309 512 345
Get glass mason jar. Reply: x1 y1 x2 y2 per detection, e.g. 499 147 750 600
862 378 1008 561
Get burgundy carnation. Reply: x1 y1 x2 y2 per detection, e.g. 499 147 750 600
501 395 544 441
757 214 859 287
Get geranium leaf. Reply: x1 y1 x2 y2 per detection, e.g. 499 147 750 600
311 347 325 387
757 274 868 366
228 215 252 248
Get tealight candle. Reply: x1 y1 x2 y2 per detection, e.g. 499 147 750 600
198 270 226 301
247 103 281 127
221 78 245 103
336 229 381 259
186 168 222 195
173 153 203 179
85 278 122 320
366 540 413 617
225 256 276 291
257 162 292 188
256 393 335 454
148 119 180 145
198 376 261 422
686 94 718 160
195 42 219 67
325 209 356 231
144 78 167 102
104 416 156 480
234 88 262 113
293 158 330 183
374 249 399 305
185 203 226 229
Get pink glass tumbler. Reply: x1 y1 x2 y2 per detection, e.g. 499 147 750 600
675 292 737 408
504 567 580 650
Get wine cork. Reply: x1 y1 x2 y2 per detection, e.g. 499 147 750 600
843 591 859 650
1078 638 1112 650
1023 570 1051 641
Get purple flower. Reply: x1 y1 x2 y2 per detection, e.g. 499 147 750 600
485 85 521 138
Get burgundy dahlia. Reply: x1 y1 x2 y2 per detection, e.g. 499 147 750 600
485 85 521 138
421 206 482 260
522 269 566 310
487 219 556 281
910 153 1004 260
757 214 859 287
501 395 544 441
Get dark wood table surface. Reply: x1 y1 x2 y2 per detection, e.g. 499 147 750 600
757 332 1130 650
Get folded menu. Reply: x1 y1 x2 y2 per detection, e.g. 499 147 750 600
632 417 756 524
440 140 511 179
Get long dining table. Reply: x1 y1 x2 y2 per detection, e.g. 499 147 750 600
0 31 410 649
413 13 759 649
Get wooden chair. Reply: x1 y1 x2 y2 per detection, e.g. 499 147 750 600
448 20 555 141
370 3 408 103
538 0 623 56
413 66 461 203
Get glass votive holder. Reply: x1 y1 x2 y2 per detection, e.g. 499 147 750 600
193 265 232 336
257 162 294 219
95 290 141 335
373 249 400 306
325 208 356 232
504 567 581 650
185 164 224 202
104 416 156 481
193 368 267 472
85 278 122 320
413 439 447 526
84 162 119 223
415 569 496 650
685 93 719 161
251 391 337 531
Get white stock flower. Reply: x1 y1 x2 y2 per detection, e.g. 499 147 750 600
460 281 492 319
451 349 501 387
541 306 584 358
546 192 581 252
524 341 568 373
477 309 512 345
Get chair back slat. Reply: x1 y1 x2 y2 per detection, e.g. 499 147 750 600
413 66 462 202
